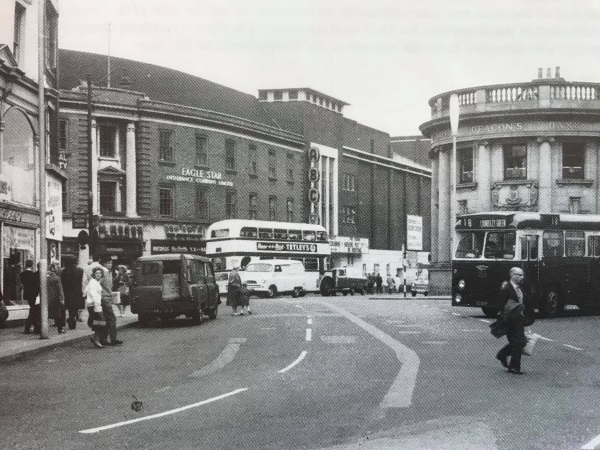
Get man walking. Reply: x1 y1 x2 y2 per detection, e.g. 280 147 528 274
20 260 40 334
61 257 84 330
98 256 122 346
496 267 534 375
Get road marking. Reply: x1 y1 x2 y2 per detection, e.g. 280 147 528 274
537 336 554 342
307 318 313 325
278 350 307 373
306 328 312 341
422 340 448 345
479 319 491 323
395 331 422 334
154 386 171 393
320 300 419 408
189 338 247 378
79 388 248 434
564 344 583 351
582 433 600 449
451 313 461 316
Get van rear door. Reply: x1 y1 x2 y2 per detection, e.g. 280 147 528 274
131 261 163 311
179 254 193 302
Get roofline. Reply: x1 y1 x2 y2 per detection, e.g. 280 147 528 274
258 87 349 106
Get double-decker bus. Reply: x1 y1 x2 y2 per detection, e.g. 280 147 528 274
205 219 331 291
452 211 600 318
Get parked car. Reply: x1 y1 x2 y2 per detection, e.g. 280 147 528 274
240 259 306 298
319 267 368 296
411 269 429 297
130 253 220 325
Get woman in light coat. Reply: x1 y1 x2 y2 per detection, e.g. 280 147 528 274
86 267 105 348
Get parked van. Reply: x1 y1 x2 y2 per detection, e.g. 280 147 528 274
241 259 306 298
130 254 220 325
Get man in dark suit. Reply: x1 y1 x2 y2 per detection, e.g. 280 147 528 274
496 267 535 374
20 260 40 334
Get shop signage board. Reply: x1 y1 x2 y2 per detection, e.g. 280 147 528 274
407 215 423 251
46 175 63 241
97 242 143 256
329 236 369 254
0 206 39 226
151 239 206 255
72 212 88 229
165 167 233 186
256 242 318 253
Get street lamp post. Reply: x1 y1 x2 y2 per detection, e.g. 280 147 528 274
449 94 460 262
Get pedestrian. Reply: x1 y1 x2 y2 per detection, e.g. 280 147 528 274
60 257 84 330
367 272 375 294
114 265 131 317
375 272 383 294
47 261 66 334
20 259 41 334
98 256 122 346
386 272 395 294
227 264 243 315
239 282 252 315
86 267 105 348
495 267 535 375
394 270 403 294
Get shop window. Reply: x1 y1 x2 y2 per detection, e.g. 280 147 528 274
13 3 25 64
286 153 295 182
249 193 258 220
225 189 237 218
3 109 36 206
562 143 585 179
341 206 356 224
99 124 117 158
197 187 209 220
248 145 258 176
44 3 58 69
159 130 173 162
289 90 298 100
286 198 294 222
268 196 277 220
268 149 277 179
458 148 474 183
196 135 208 166
225 139 236 171
503 144 527 180
565 231 585 257
159 186 174 216
99 181 117 214
274 91 282 101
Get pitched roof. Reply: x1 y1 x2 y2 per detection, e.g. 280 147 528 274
58 49 280 129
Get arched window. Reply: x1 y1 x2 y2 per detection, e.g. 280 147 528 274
3 108 36 206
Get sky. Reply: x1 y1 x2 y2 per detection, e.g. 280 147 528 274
58 0 600 136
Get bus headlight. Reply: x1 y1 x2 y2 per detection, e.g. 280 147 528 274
457 279 466 290
454 293 462 303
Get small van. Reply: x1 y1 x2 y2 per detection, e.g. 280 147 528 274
130 254 220 325
241 259 306 298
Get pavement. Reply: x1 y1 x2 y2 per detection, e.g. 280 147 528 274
0 303 138 361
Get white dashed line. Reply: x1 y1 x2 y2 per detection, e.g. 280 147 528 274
537 336 554 342
307 318 313 325
189 338 246 378
479 319 491 323
154 386 171 393
278 350 307 373
582 433 600 449
306 328 312 341
564 344 583 351
451 313 461 316
79 388 248 434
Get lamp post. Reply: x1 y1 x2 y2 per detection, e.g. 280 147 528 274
449 94 460 262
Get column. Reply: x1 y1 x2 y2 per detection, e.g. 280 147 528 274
324 156 330 234
91 119 99 214
332 155 339 236
538 138 553 212
126 122 137 217
477 142 491 211
438 148 451 262
430 155 439 263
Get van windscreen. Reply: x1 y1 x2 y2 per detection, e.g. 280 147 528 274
245 263 273 272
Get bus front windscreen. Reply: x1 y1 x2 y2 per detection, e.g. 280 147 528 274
484 231 516 259
455 231 485 258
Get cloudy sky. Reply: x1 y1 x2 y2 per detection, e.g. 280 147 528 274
58 0 600 135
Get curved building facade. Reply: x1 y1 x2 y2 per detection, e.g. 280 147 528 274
421 68 600 263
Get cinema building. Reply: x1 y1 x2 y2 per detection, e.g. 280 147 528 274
420 67 600 265
58 49 431 274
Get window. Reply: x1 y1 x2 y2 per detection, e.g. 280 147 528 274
303 230 316 241
240 227 258 238
259 228 273 239
159 186 174 216
588 236 600 257
484 232 515 259
225 189 236 218
62 180 68 213
543 231 564 258
258 91 267 100
249 193 258 220
44 4 58 69
159 130 173 162
286 153 295 182
99 125 117 158
225 140 236 171
274 91 282 101
565 231 585 257
341 206 356 224
343 173 355 191
100 181 117 214
569 197 581 214
268 149 276 179
274 229 288 240
458 148 474 183
13 3 25 64
59 120 68 152
286 198 294 222
519 235 539 260
289 90 298 100
503 144 527 180
196 135 208 166
268 196 277 220
248 145 258 176
455 231 485 258
197 187 209 219
562 143 585 179
288 230 301 240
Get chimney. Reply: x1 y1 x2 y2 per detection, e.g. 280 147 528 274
538 68 543 79
546 67 552 78
555 66 561 78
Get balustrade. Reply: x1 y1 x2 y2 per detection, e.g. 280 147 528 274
551 85 598 100
486 86 538 103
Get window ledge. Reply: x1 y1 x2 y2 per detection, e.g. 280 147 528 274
457 182 478 190
99 156 120 162
158 160 176 167
556 179 594 187
194 164 210 170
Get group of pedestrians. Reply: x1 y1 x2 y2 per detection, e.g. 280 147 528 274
16 255 128 349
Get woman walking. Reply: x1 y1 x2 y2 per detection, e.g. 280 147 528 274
114 265 131 316
47 262 66 334
86 267 105 348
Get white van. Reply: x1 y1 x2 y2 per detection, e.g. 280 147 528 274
240 259 306 298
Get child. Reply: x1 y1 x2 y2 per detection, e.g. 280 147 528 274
240 282 252 315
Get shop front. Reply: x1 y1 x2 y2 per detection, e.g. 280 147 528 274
96 239 144 269
150 239 206 255
329 236 369 270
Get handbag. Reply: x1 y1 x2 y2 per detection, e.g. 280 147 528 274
119 284 130 297
112 292 121 305
489 318 507 338
91 312 106 331
522 328 540 356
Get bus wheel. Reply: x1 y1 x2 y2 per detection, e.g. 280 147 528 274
541 287 563 317
481 307 499 318
349 288 355 296
320 279 334 297
267 285 278 298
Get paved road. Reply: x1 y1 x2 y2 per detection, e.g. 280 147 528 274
2 295 600 449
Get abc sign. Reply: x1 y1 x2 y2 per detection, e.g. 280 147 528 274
308 167 320 183
308 188 320 203
309 147 320 163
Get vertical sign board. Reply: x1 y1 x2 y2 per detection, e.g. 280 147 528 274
46 175 63 241
406 215 422 251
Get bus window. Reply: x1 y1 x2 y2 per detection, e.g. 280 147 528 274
484 232 515 259
211 229 229 238
288 230 301 240
259 228 274 239
316 231 328 242
304 258 319 271
455 231 484 258
520 235 539 260
274 229 288 240
565 231 585 257
543 231 564 257
240 227 258 238
303 230 316 241
588 236 600 256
